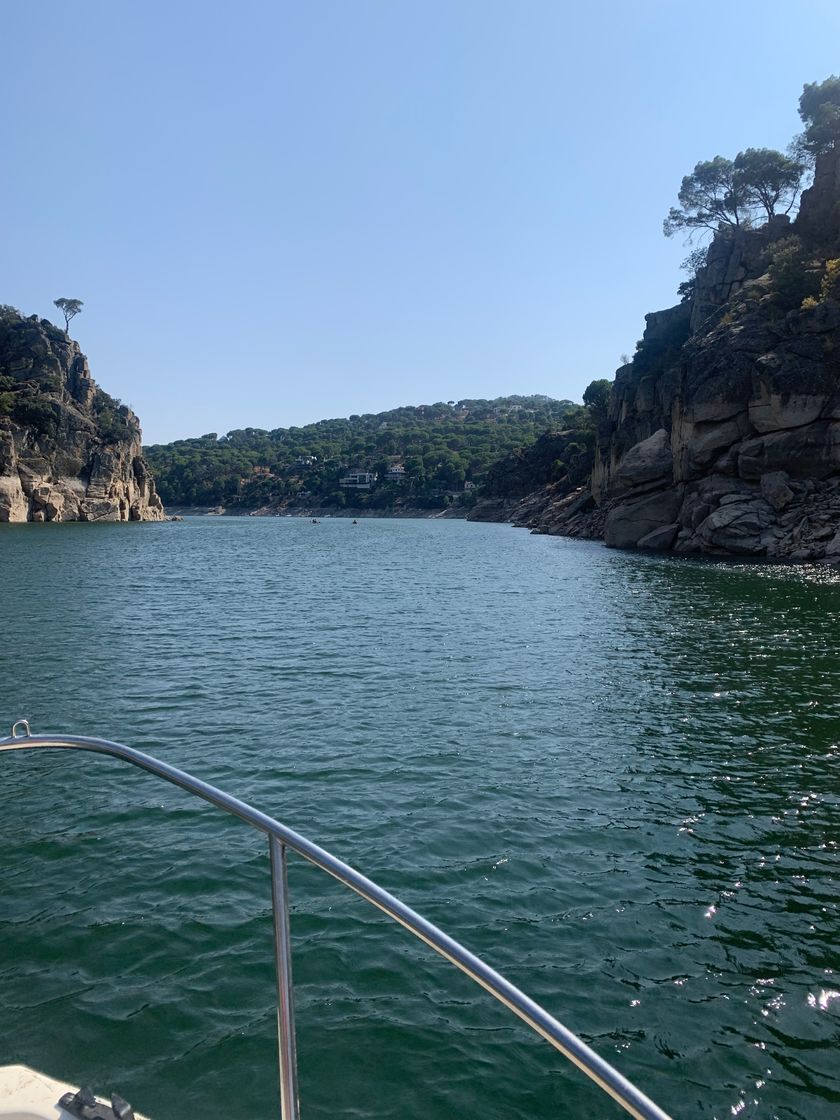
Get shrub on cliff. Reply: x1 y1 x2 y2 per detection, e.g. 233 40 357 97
11 393 59 437
821 258 840 301
801 258 840 310
97 407 133 444
767 236 821 311
90 387 134 445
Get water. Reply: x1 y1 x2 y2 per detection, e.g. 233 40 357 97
1 518 839 1120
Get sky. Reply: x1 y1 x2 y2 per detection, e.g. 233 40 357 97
4 1 840 445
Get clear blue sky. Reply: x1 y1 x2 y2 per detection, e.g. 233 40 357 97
4 1 840 445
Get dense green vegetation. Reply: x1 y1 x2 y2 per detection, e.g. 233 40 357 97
145 395 581 509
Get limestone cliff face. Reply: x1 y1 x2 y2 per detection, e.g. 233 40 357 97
0 311 164 523
516 147 840 562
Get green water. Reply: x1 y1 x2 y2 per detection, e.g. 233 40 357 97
1 518 839 1120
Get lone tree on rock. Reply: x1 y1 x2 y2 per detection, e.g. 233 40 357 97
663 156 747 238
664 150 803 240
54 297 83 333
733 148 803 220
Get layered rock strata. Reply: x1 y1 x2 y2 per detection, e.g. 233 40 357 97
0 312 164 522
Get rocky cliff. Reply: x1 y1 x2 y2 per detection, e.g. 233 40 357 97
467 427 595 523
0 309 164 522
502 147 840 562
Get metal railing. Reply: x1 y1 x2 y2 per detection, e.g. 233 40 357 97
0 723 674 1120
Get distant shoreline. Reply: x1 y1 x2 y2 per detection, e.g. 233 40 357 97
164 505 469 520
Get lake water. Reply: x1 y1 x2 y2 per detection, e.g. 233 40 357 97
1 517 839 1120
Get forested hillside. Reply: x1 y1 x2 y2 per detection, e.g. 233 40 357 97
145 395 580 510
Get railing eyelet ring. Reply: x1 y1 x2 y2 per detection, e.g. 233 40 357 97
11 719 31 739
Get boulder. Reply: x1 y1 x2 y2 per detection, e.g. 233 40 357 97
677 412 750 477
695 498 775 554
615 429 673 490
760 470 795 512
79 498 123 522
604 488 683 549
637 523 679 550
0 473 28 522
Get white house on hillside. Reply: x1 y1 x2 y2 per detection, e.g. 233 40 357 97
339 469 377 489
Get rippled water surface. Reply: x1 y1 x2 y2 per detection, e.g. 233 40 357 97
1 517 840 1120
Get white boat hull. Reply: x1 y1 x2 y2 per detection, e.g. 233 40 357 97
0 1067 146 1120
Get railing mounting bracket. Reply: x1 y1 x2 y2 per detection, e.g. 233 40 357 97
58 1086 135 1120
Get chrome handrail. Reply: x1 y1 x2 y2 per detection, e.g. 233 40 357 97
0 728 675 1120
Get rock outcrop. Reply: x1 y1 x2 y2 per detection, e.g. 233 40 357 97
502 145 840 562
0 310 164 522
468 427 595 523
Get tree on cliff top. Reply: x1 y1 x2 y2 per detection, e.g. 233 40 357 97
799 76 840 155
664 151 802 240
734 148 803 219
53 297 83 333
663 157 748 238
